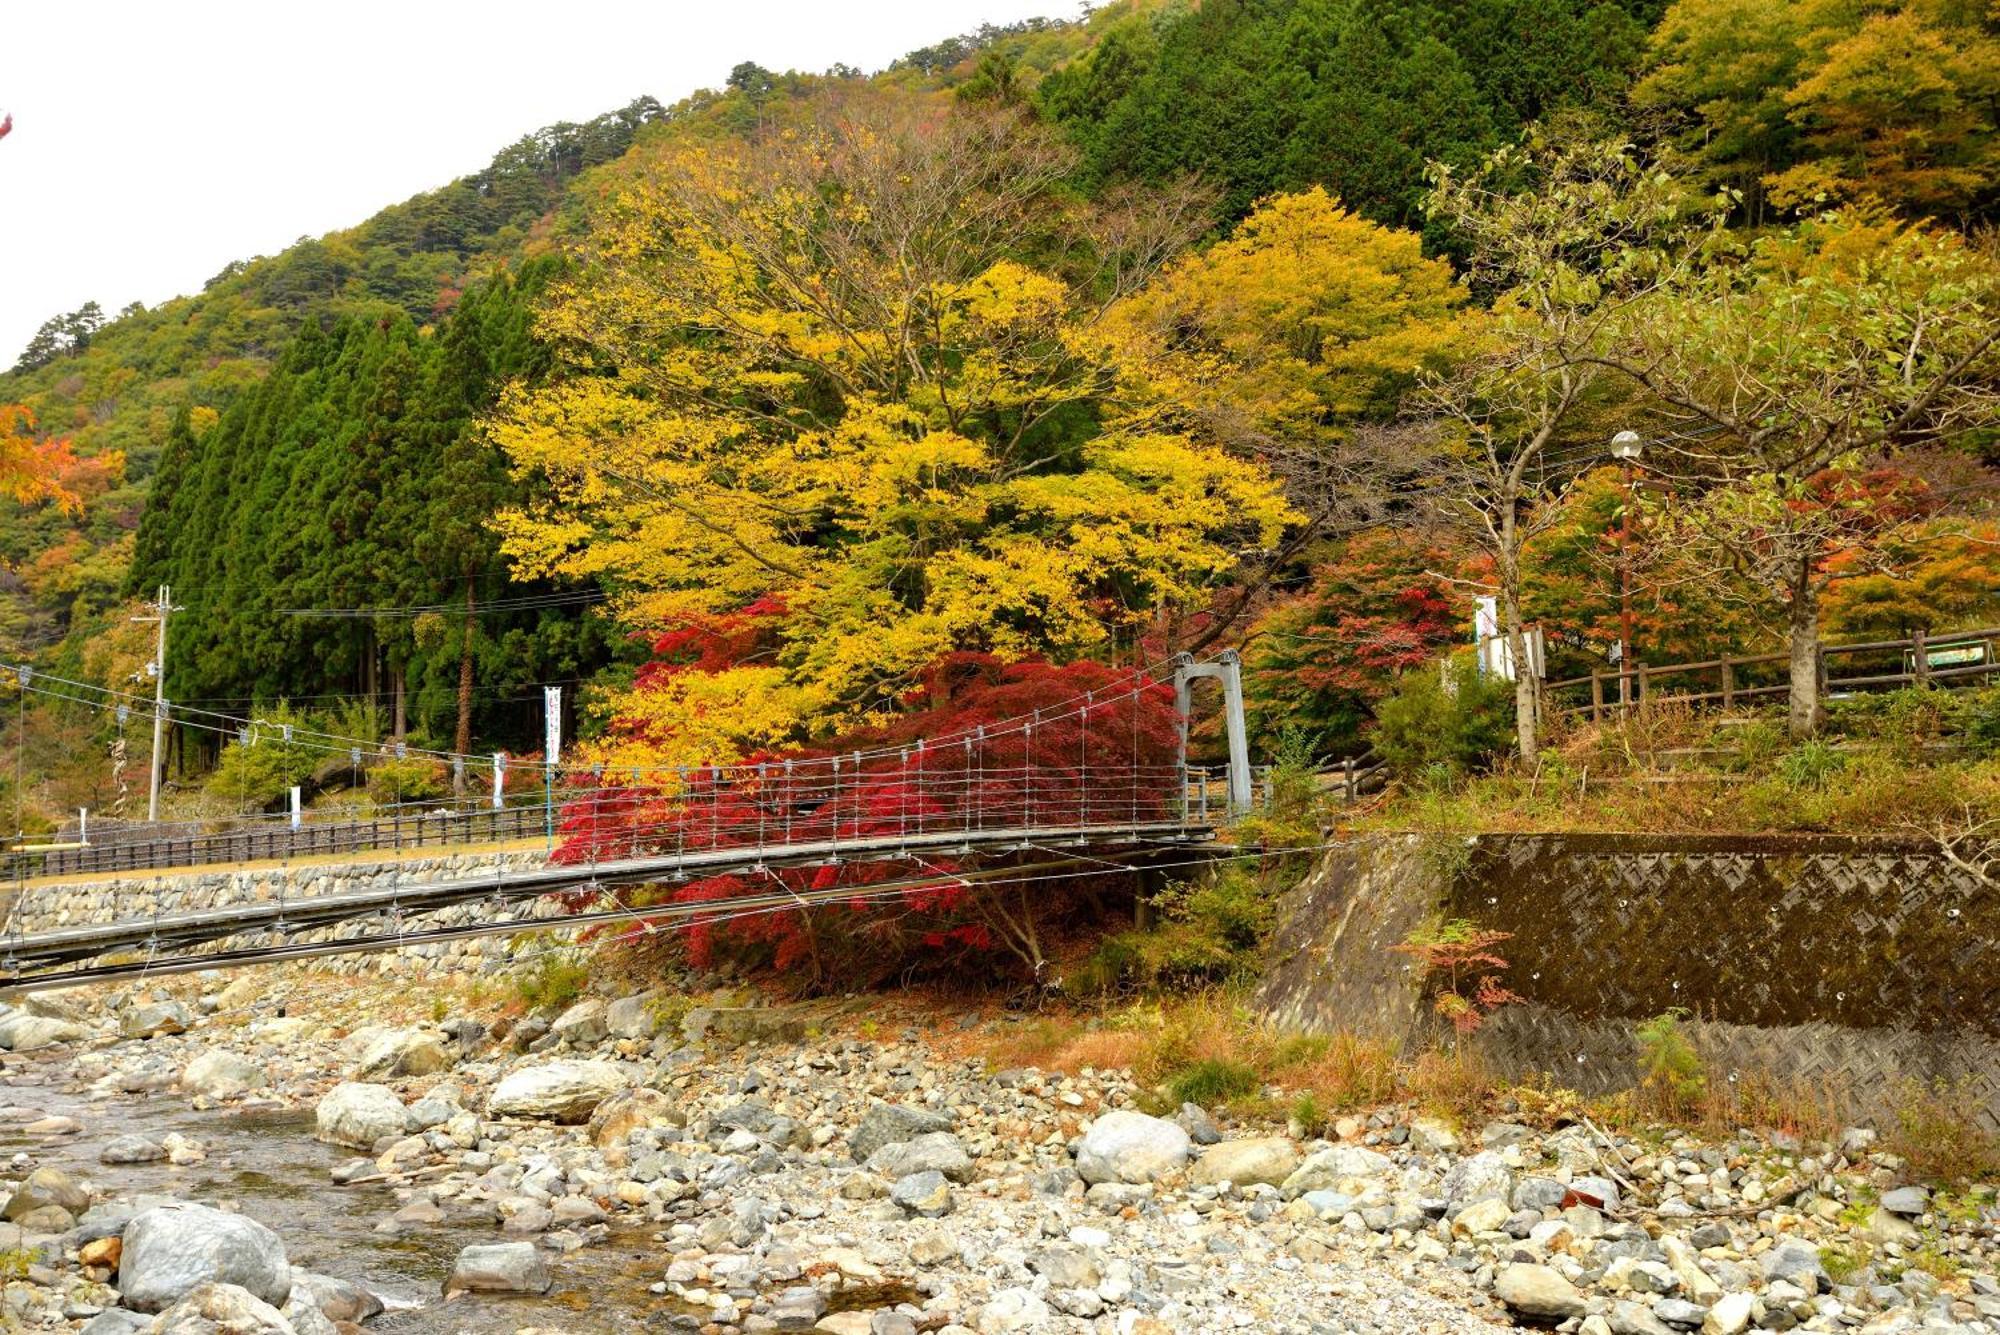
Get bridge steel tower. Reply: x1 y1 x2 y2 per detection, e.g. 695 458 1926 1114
1172 650 1252 815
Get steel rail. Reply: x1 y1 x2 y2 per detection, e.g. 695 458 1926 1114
0 820 1209 979
0 845 1230 994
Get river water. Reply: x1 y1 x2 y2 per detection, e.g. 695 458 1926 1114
2 1055 686 1333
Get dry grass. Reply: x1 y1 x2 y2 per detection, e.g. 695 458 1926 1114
1884 1078 2000 1182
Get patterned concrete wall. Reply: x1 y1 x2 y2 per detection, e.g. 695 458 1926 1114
1259 832 2000 1131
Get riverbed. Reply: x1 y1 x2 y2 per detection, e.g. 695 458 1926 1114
3 1052 680 1332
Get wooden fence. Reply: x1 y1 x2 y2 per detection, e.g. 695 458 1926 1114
1545 624 2000 722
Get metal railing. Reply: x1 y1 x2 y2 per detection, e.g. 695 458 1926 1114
1545 625 2000 722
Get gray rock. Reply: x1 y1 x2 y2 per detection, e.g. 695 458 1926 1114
148 1282 293 1334
0 1012 90 1050
1075 1111 1190 1185
1441 1151 1515 1216
1177 1102 1222 1145
120 1001 192 1040
1688 1222 1732 1250
849 1100 955 1162
118 1202 291 1313
1028 1246 1101 1289
1494 1263 1587 1320
488 1059 628 1122
1280 1143 1394 1199
1512 1176 1569 1212
314 1083 408 1150
350 1027 451 1080
890 1169 953 1217
606 993 662 1039
288 1270 385 1323
1191 1136 1300 1187
1653 1299 1710 1328
1759 1242 1827 1294
1609 1299 1678 1335
177 1050 266 1100
443 1241 552 1295
78 1311 151 1335
1879 1185 1929 1215
549 998 609 1045
865 1131 974 1184
1481 1121 1535 1149
1572 1174 1623 1211
681 1005 807 1046
100 1134 168 1165
3 1166 89 1219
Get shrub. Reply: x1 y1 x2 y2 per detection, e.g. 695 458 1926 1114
1390 917 1521 1035
366 756 449 805
1968 686 2000 759
1373 656 1514 778
511 948 589 1013
1634 1008 1706 1117
204 703 319 810
1165 1057 1260 1106
1885 1078 2000 1182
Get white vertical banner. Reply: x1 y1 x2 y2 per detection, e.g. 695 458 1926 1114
492 753 506 810
289 786 302 829
543 687 562 769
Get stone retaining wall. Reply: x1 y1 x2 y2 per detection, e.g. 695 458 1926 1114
1257 832 2000 1131
2 849 575 978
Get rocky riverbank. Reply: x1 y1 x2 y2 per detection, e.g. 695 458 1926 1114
1 971 1996 1334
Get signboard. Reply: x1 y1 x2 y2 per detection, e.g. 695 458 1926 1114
544 687 563 768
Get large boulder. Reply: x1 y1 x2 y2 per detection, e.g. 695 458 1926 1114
866 1132 975 1184
585 1086 679 1155
849 1100 955 1162
118 1202 290 1313
178 1051 267 1100
314 1083 410 1151
0 1011 90 1051
120 1001 192 1040
487 1060 628 1122
1192 1136 1300 1187
443 1241 551 1295
1279 1144 1393 1197
349 1027 452 1080
1074 1111 1191 1185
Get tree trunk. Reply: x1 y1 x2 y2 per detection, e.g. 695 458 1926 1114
454 576 476 793
391 666 406 744
1500 565 1538 764
1786 572 1822 740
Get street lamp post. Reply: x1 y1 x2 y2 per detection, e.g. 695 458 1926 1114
1611 431 1644 712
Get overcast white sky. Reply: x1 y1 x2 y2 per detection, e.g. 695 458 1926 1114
0 0 1068 366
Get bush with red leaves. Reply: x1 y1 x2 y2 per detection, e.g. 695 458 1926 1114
552 653 1186 992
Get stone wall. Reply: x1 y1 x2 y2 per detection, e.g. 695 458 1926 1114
2 849 574 979
1257 832 2000 1131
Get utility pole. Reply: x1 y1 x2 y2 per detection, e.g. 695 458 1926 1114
132 584 181 822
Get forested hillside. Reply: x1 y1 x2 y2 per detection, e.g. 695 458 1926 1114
1 0 1997 830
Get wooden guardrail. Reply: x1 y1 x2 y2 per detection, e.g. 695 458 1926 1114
1545 625 2000 722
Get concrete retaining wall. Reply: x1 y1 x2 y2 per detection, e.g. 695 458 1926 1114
1257 832 2000 1131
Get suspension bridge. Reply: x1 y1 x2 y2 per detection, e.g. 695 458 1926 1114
0 653 1269 995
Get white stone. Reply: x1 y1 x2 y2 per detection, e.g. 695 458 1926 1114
1074 1111 1191 1185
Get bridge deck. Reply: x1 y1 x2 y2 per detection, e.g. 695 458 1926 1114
2 820 1214 992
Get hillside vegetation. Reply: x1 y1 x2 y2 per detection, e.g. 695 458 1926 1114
0 0 1995 838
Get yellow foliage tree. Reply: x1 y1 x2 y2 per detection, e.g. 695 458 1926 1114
491 95 1295 764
